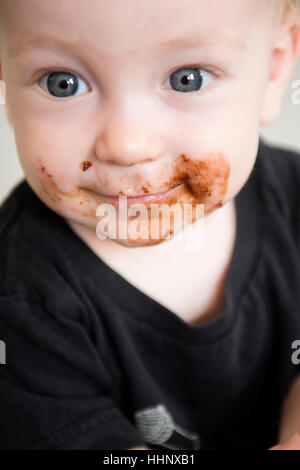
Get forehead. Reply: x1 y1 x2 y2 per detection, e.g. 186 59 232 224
0 0 270 58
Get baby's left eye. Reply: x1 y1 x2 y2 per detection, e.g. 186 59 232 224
39 72 89 98
164 66 215 93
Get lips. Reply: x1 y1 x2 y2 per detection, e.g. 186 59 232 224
99 183 184 207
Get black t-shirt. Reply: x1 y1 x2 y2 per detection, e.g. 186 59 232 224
1 138 300 450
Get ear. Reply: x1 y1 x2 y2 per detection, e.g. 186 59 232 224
0 63 5 105
260 13 300 126
0 59 6 105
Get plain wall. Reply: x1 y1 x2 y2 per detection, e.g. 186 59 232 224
1 59 300 204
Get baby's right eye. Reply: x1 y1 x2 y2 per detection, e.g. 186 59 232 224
39 71 89 98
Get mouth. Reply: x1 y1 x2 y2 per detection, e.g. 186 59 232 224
96 183 185 207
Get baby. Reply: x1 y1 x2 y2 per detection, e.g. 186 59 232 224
1 0 300 450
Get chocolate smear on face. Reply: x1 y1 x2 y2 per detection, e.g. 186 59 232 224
114 151 230 247
167 151 230 214
80 161 92 172
36 151 230 245
37 159 95 217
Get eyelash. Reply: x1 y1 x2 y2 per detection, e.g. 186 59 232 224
34 64 220 99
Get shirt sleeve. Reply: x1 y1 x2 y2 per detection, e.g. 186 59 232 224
0 295 145 450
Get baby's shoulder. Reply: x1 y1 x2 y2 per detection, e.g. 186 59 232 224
256 139 300 241
258 139 300 190
0 180 78 311
257 139 300 208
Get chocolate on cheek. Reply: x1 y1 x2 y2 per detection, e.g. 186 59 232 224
171 151 230 214
80 161 93 172
125 151 230 215
37 159 96 218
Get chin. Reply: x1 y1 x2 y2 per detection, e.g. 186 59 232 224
105 225 179 247
112 236 168 248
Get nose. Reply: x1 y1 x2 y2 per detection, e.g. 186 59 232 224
94 101 162 167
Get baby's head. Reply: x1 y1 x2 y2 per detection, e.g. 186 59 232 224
0 0 299 247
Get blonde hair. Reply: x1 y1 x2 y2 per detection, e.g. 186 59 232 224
284 0 300 14
284 0 300 24
276 0 300 23
287 0 299 9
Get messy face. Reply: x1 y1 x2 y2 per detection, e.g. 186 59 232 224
0 0 282 246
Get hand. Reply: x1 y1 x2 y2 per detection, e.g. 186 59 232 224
268 431 300 450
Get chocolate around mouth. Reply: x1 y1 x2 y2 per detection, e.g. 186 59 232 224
37 151 230 218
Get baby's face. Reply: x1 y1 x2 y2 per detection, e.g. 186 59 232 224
0 0 295 247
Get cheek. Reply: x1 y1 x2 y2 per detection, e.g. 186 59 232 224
172 152 230 213
137 151 231 216
12 109 87 177
36 158 98 218
12 117 95 210
9 101 95 216
80 161 93 172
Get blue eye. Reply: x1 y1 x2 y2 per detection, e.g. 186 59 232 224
166 67 214 93
40 72 89 98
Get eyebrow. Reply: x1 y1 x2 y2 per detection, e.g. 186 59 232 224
8 34 80 58
158 34 247 51
9 31 247 59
